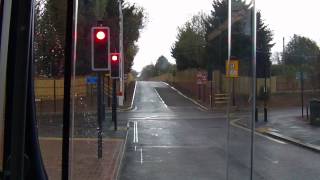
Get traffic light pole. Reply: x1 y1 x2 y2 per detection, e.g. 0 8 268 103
112 79 118 131
108 76 111 107
102 75 105 120
97 73 103 159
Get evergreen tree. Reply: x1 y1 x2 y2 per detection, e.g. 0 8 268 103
171 13 207 70
205 0 274 76
283 34 320 67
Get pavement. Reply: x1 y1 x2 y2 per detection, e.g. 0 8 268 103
40 138 124 180
118 81 320 180
36 93 133 180
236 107 320 152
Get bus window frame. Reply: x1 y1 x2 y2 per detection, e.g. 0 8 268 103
0 0 12 172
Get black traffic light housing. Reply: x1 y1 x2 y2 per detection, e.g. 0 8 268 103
91 26 110 71
110 53 120 79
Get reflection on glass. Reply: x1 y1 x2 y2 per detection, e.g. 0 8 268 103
27 0 320 179
226 0 255 179
34 0 67 178
251 0 320 179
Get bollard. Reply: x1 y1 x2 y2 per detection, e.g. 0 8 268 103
255 108 258 122
306 104 309 120
264 107 268 122
198 85 201 100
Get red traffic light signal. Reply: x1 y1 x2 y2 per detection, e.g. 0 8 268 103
91 27 110 71
96 31 106 40
111 54 119 62
110 53 120 79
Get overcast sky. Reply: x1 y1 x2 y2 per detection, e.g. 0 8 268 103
127 0 320 72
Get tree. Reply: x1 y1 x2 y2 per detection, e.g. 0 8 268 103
122 3 146 73
75 0 97 74
256 11 274 78
171 13 207 70
205 0 274 76
154 56 171 75
104 0 146 73
283 35 320 90
204 0 228 72
34 0 65 77
34 0 99 76
139 64 156 80
130 70 139 79
283 34 320 68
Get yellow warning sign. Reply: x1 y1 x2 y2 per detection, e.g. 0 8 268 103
226 60 239 78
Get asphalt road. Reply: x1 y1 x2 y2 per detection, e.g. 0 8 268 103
118 81 320 180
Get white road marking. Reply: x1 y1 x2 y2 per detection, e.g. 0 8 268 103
140 148 143 164
230 119 287 145
136 121 139 143
39 137 123 142
197 107 206 112
263 156 279 164
131 81 138 109
131 106 138 112
154 88 169 109
133 121 135 143
127 115 227 121
265 136 287 145
161 82 208 111
133 121 138 143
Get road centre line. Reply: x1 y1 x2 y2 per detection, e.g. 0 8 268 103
161 82 209 111
127 116 227 121
140 148 143 164
154 88 169 109
131 81 138 109
133 121 139 144
133 121 136 143
136 121 139 143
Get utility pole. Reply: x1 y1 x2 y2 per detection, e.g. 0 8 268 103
300 71 304 118
264 56 268 122
283 37 285 61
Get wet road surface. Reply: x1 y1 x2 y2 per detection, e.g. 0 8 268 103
119 81 320 180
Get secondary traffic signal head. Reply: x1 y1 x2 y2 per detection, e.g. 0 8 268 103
91 27 110 71
111 53 121 79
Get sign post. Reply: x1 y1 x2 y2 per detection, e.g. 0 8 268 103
197 72 202 100
197 71 207 101
226 60 239 106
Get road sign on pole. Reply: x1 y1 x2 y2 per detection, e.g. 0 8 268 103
197 71 207 85
86 76 98 85
226 60 239 78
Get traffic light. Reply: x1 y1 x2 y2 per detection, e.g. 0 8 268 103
91 27 110 71
110 53 120 79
